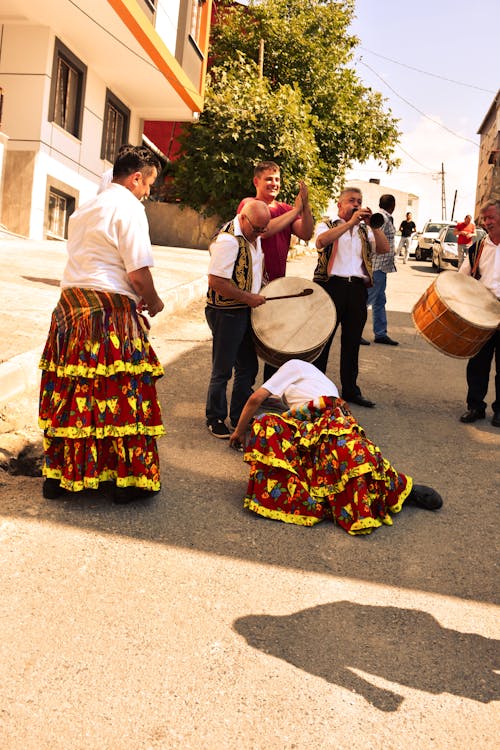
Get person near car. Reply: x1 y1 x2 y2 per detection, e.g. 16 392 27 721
397 212 416 264
205 200 269 438
312 187 389 408
458 200 500 428
366 194 399 346
454 214 476 268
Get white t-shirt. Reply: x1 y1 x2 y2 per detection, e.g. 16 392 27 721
61 183 154 303
208 216 264 294
315 216 375 280
262 359 339 408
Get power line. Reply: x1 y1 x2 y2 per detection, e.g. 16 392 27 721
395 144 436 173
359 46 496 94
359 59 480 147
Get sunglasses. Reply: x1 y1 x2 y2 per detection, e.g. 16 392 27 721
242 214 269 234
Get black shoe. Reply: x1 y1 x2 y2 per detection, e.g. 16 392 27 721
113 486 158 504
407 484 443 511
492 412 500 427
374 335 399 346
360 337 371 346
42 478 66 499
343 394 376 408
207 419 231 439
459 408 486 423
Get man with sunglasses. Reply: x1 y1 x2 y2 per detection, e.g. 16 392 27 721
205 200 271 438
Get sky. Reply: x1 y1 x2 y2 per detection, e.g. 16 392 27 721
346 0 499 228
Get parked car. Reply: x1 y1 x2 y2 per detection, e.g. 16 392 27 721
431 226 487 271
415 220 455 261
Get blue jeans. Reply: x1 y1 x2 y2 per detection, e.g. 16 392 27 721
367 270 387 338
205 306 258 426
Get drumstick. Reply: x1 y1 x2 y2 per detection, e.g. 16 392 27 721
265 288 314 301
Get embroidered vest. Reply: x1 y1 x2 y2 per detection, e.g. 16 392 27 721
313 219 374 286
206 221 254 309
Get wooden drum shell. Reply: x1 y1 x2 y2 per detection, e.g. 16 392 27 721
412 271 500 359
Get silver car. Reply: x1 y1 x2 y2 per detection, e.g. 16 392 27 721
432 225 486 271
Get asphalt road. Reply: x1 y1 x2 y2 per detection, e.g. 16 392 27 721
0 256 498 749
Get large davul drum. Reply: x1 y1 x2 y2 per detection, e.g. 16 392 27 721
412 271 500 358
251 277 336 367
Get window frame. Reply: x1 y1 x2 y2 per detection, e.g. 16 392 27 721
100 89 131 164
48 38 87 139
46 186 75 240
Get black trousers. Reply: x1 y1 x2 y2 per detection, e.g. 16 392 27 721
466 328 500 412
313 276 368 398
205 306 258 426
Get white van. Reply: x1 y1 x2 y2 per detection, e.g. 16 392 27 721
415 220 454 261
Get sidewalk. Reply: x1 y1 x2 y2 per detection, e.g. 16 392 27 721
0 229 211 461
0 230 210 406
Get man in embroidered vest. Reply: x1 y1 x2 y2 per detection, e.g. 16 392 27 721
205 200 270 438
312 187 389 408
458 200 500 427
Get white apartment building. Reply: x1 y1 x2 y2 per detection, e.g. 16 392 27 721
0 0 212 239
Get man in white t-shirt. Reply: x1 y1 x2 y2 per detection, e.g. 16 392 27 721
205 200 270 438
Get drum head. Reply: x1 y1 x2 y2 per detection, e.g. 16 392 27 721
251 277 336 363
435 272 500 329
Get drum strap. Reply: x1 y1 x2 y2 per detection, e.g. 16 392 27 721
470 237 486 279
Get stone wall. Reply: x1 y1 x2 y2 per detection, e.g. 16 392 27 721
145 202 221 250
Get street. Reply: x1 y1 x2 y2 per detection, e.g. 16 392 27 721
0 255 498 750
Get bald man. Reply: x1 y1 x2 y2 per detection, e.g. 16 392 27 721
205 200 270 438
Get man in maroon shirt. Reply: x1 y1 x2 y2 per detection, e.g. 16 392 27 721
237 161 314 281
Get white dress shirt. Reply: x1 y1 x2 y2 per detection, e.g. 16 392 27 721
459 234 500 298
315 216 375 280
208 216 264 294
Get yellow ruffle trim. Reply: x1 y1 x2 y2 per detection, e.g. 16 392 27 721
43 467 161 493
38 421 165 439
244 497 323 526
39 358 164 379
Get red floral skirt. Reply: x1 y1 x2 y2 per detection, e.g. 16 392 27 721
38 288 165 493
243 397 412 535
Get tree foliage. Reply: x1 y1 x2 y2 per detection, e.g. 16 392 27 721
174 0 400 219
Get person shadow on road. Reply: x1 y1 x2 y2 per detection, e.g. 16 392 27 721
234 601 499 712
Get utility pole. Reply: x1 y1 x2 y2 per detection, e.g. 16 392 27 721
450 190 457 221
441 162 446 220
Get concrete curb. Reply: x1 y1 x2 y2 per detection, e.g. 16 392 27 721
0 275 207 411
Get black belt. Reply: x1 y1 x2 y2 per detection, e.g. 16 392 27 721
330 275 366 284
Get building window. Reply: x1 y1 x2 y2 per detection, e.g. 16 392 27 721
47 188 75 240
101 89 130 163
49 39 87 139
190 0 205 45
137 0 157 19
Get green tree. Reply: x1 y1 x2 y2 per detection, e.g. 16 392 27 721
175 58 325 220
175 0 400 218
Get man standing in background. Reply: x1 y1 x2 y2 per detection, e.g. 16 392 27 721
455 214 476 268
397 212 416 264
366 194 399 346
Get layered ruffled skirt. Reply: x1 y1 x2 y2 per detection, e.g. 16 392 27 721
38 288 165 493
243 397 412 535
